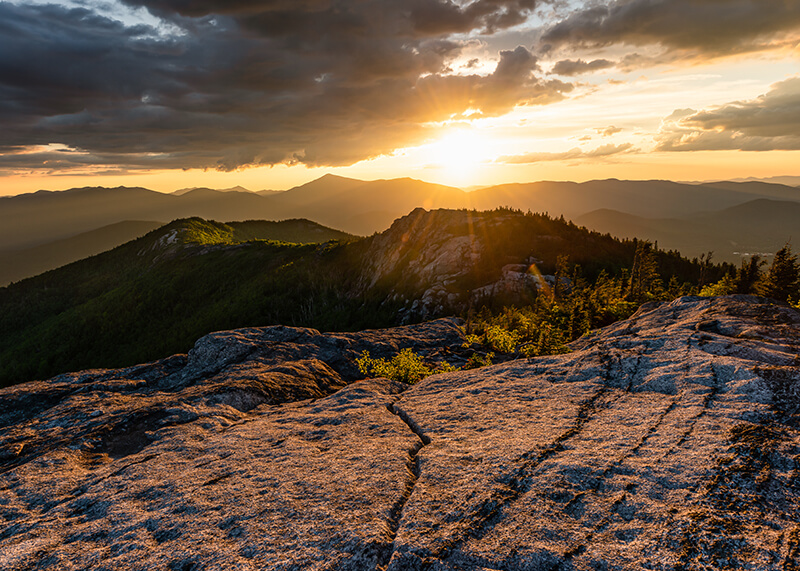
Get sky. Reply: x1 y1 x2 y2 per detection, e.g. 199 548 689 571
0 0 799 195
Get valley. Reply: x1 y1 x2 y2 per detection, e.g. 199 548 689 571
2 176 799 287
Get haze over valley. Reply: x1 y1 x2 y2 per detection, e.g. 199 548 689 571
3 175 800 286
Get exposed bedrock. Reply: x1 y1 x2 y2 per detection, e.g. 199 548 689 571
1 296 799 570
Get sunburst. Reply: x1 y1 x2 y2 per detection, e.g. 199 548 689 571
427 130 490 186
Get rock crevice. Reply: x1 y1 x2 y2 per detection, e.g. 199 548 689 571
380 402 431 569
2 296 800 570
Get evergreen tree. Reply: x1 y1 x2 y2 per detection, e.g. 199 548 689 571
757 245 799 302
553 254 570 299
697 251 714 290
734 255 764 294
627 241 662 302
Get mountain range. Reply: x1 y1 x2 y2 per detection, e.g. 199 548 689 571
0 209 722 388
0 221 164 287
3 175 800 284
576 198 800 261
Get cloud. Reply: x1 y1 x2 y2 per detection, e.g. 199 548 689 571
122 0 540 36
597 126 623 137
541 0 800 61
497 142 635 163
462 58 481 69
0 1 573 173
657 77 800 151
551 58 614 76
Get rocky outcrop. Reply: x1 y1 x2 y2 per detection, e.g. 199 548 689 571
1 296 800 570
360 209 558 320
470 262 562 301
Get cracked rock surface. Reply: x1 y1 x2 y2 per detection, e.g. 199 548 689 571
2 296 800 570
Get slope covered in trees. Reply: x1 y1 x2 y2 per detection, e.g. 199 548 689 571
0 209 751 387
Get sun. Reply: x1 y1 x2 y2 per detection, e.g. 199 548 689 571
427 129 490 186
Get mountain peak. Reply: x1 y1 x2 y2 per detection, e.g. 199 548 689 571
172 185 253 196
318 173 357 181
300 173 363 187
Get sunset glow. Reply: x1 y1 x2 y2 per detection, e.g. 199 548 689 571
0 0 799 195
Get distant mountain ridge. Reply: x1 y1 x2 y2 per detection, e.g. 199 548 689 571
728 175 800 186
0 217 355 287
0 209 719 387
172 185 256 195
3 175 800 266
576 198 800 262
0 220 164 286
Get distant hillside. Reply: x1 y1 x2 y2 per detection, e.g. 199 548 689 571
0 220 164 287
0 186 263 250
729 175 800 186
172 185 254 195
700 180 800 202
0 210 725 387
148 217 357 247
267 174 370 206
466 179 800 219
4 175 800 266
577 198 800 262
0 176 461 250
0 217 372 387
0 187 175 250
280 176 468 235
0 218 353 287
226 219 355 244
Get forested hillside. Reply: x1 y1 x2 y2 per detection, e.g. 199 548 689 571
0 208 771 388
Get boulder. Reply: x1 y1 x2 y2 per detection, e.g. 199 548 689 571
1 296 799 570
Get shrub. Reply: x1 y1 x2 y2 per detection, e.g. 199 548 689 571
700 273 736 297
464 351 494 369
357 348 455 384
484 325 519 353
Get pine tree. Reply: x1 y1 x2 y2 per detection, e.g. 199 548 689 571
627 241 662 302
757 245 799 302
553 254 570 300
697 251 714 290
734 255 764 294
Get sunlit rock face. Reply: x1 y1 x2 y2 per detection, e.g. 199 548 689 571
2 296 800 570
360 208 553 321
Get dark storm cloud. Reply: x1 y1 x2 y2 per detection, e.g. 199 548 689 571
542 0 800 59
0 0 571 172
0 4 170 122
120 0 332 17
657 77 800 151
0 146 192 172
121 0 539 36
550 58 614 76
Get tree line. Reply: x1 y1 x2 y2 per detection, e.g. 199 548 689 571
464 241 800 360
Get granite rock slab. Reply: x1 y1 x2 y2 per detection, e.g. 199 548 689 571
1 296 799 570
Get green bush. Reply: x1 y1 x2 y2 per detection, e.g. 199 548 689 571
464 351 494 369
484 325 519 353
356 348 456 384
700 274 736 297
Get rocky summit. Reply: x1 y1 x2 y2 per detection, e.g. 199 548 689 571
1 295 800 570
